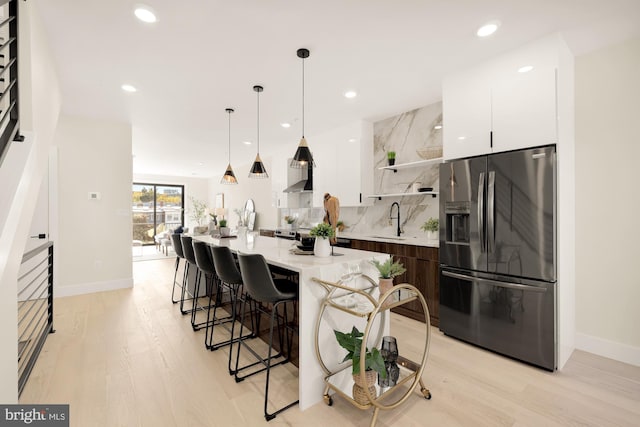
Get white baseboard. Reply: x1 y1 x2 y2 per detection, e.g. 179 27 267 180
55 277 133 298
575 332 640 367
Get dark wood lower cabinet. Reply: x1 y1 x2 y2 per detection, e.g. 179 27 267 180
351 239 439 327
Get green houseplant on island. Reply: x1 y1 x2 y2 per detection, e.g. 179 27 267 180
218 219 230 237
370 257 406 300
334 326 386 405
309 223 335 258
189 196 209 235
421 217 439 240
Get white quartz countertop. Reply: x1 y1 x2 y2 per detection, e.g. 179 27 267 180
337 231 439 248
193 233 389 272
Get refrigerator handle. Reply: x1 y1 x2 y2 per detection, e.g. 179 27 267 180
442 270 548 293
487 171 495 252
478 172 485 252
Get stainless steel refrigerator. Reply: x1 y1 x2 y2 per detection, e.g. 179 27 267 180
439 145 556 370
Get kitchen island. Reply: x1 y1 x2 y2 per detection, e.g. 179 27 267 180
193 232 389 410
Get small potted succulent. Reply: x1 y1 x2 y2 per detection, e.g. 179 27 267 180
336 220 346 232
284 215 296 230
421 217 439 240
334 326 386 405
387 151 396 166
218 218 230 237
309 222 335 258
370 257 406 298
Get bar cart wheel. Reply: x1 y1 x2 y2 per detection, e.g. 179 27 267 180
323 394 333 406
421 387 432 400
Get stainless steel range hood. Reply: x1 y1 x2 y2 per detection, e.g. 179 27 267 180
283 162 313 193
283 180 312 193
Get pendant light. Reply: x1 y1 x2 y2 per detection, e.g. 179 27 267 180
249 85 268 178
220 108 238 185
291 48 316 168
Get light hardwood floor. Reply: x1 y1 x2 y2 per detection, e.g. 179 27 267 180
20 258 640 426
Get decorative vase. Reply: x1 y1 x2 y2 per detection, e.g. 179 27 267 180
388 158 395 166
219 227 230 237
314 237 331 257
378 278 394 297
427 230 438 240
352 370 377 405
378 336 400 388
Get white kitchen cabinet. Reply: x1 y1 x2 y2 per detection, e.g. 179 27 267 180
270 150 288 208
443 36 562 160
492 67 557 152
311 120 373 207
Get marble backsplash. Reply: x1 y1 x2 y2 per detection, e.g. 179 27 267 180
279 101 442 238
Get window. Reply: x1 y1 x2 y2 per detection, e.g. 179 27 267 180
132 183 184 244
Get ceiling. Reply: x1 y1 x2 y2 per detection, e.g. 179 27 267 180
35 0 640 178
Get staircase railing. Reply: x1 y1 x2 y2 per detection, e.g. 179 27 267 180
0 0 24 167
18 241 54 396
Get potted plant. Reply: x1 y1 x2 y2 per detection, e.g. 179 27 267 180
336 220 346 232
189 196 208 235
421 217 439 240
309 223 335 258
284 215 296 230
387 151 396 166
334 326 386 405
218 219 230 237
370 257 406 298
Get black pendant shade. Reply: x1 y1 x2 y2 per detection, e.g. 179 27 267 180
220 108 238 185
291 48 316 169
290 136 315 168
249 85 269 179
221 163 238 184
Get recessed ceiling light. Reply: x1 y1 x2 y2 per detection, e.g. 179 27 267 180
434 125 442 130
518 65 534 73
198 162 204 166
477 22 499 37
121 84 137 92
344 90 357 99
457 136 467 140
134 6 157 23
348 138 356 143
281 122 291 128
243 141 252 145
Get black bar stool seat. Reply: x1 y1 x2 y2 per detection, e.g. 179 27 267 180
235 252 299 421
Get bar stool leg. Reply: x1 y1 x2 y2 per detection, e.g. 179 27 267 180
171 257 182 304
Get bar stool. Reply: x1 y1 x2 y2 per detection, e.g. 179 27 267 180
235 252 299 421
191 241 220 331
170 233 186 304
179 235 200 315
209 246 256 373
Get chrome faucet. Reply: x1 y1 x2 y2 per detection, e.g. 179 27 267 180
390 202 401 237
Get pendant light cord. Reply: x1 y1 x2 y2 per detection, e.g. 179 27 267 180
257 89 260 153
302 57 305 138
228 110 231 163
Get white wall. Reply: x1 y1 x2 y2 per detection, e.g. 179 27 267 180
55 115 133 297
0 1 61 402
207 156 277 229
575 37 640 366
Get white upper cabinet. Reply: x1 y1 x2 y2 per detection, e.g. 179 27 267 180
443 68 493 159
443 35 565 160
492 66 557 153
310 120 374 207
